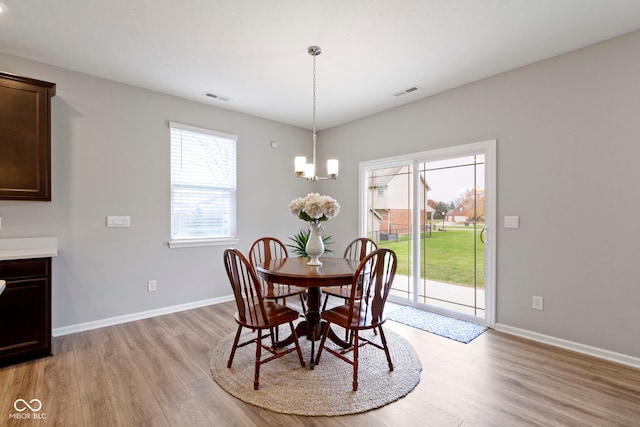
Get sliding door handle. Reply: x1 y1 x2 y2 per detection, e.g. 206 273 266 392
480 227 487 245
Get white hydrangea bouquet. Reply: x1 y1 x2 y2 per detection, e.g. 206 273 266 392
289 193 340 223
289 193 340 265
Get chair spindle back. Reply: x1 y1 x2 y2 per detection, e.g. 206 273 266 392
343 237 378 262
223 248 268 326
249 237 288 285
348 248 397 326
249 237 288 266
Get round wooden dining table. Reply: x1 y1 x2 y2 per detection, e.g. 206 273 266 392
256 257 358 368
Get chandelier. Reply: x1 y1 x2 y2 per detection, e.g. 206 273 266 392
294 46 339 181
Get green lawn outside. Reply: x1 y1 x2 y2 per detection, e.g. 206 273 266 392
377 227 485 288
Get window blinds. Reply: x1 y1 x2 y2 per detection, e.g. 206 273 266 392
169 122 237 241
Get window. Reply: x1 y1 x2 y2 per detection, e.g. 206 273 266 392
169 122 237 247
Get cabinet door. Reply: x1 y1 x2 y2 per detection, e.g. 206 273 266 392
0 73 56 201
0 258 51 365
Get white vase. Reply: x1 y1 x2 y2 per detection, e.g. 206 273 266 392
305 221 324 266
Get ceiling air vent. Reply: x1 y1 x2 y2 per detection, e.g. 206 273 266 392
393 85 421 97
204 92 231 102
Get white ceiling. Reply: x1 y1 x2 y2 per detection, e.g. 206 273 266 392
1 1 640 130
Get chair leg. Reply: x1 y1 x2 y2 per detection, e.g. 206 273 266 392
344 315 351 342
341 298 354 343
227 325 242 368
299 292 307 312
290 321 306 368
321 294 329 311
310 318 316 369
353 331 359 391
314 321 330 365
254 329 262 390
378 326 393 371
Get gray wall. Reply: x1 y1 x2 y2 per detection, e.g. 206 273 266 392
0 53 311 328
1 29 638 359
319 31 640 358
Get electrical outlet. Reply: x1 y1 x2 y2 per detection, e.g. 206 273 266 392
532 295 544 310
147 280 157 292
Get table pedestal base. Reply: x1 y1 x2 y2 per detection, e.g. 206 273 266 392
275 287 350 369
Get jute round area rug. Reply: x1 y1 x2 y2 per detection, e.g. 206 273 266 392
210 326 422 416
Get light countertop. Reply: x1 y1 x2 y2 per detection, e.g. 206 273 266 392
0 237 58 261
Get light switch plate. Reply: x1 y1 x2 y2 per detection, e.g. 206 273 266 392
532 296 544 310
106 216 131 228
504 215 519 229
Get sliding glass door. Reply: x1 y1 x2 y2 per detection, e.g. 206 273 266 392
360 141 496 326
366 165 415 302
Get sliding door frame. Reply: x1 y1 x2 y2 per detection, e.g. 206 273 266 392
359 140 496 327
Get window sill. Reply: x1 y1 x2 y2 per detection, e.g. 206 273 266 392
169 238 239 249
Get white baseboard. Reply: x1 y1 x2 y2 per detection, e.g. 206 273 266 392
52 295 234 337
495 323 640 370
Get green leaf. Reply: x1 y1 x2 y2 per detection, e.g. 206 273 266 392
287 229 334 258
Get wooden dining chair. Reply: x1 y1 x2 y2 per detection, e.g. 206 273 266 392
249 237 307 312
315 248 397 391
321 237 377 311
223 248 306 390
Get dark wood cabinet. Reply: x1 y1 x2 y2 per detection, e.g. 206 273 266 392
0 72 56 201
0 257 52 366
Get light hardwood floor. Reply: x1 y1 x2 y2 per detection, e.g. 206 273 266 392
1 301 639 426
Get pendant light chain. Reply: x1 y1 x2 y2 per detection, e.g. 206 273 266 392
312 48 317 169
294 45 338 181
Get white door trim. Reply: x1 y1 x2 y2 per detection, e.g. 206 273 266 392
359 139 496 327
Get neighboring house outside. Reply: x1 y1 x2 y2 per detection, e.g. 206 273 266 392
367 166 435 240
446 206 469 223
